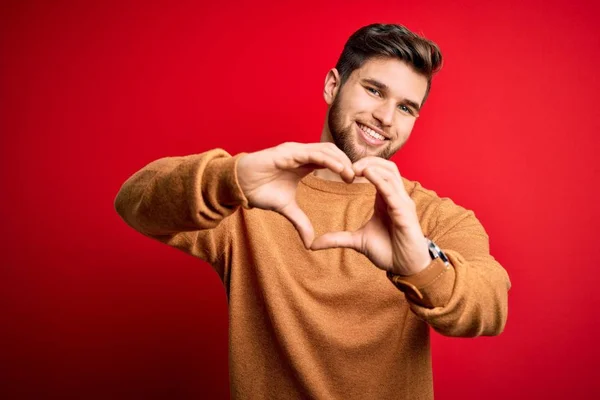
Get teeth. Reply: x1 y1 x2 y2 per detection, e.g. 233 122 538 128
359 124 385 141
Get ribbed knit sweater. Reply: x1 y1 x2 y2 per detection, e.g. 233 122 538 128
115 149 510 399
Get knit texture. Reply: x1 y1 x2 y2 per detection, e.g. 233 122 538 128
115 149 510 399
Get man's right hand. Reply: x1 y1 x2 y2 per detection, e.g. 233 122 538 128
236 142 355 248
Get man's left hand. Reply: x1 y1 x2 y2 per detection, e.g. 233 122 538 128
311 157 431 276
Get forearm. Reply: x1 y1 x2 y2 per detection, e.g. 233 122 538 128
396 197 511 337
114 149 248 237
405 250 510 337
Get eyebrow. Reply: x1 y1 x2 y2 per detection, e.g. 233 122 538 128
361 78 422 112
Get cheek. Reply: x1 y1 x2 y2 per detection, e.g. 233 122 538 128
344 89 374 114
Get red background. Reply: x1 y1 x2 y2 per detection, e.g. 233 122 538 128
2 0 599 398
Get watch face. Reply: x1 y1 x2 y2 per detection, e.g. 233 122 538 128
427 239 449 266
427 239 439 259
438 250 450 265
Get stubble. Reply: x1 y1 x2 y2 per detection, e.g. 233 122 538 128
327 94 395 163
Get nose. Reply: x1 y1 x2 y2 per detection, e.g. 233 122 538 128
372 100 395 127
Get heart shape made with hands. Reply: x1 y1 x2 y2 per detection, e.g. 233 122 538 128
237 142 431 276
290 163 429 276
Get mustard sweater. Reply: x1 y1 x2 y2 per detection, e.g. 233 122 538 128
115 149 510 399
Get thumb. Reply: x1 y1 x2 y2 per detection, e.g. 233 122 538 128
310 231 361 251
277 201 315 249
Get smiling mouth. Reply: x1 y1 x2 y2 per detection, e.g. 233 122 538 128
357 123 387 141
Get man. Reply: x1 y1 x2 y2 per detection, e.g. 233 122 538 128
115 23 510 399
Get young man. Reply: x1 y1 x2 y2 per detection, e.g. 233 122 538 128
115 24 510 399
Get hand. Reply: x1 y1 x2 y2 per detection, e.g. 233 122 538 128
236 142 355 248
311 157 431 276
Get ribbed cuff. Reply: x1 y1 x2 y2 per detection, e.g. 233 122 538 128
203 152 250 209
388 257 455 308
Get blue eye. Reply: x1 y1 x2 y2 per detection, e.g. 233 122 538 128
366 87 381 96
399 105 413 115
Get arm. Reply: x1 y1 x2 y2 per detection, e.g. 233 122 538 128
310 157 510 337
114 149 249 266
400 194 511 337
115 143 356 266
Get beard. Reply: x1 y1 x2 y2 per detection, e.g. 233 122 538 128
327 94 396 163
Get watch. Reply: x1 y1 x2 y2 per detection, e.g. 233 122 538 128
386 238 450 301
427 238 449 266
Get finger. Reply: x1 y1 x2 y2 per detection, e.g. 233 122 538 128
277 200 315 249
304 143 355 183
363 166 405 195
274 142 355 182
313 143 355 183
285 147 338 169
292 149 354 182
362 166 405 210
353 157 401 179
310 231 361 251
355 159 411 202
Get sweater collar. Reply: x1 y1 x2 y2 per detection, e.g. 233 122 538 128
300 172 377 195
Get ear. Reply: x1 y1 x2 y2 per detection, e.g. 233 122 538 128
323 68 341 105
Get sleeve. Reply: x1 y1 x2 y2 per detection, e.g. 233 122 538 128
397 194 511 337
114 149 249 277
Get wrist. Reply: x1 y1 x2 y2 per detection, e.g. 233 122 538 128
386 238 452 306
391 236 430 276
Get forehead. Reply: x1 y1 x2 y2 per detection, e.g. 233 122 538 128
350 57 428 103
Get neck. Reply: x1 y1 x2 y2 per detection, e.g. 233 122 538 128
313 168 347 182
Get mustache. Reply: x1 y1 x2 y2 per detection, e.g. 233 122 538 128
356 120 384 131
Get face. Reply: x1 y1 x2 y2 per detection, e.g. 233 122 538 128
323 57 428 162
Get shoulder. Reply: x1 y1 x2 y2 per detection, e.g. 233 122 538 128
402 177 464 213
402 177 484 239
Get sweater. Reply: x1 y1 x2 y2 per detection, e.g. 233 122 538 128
114 149 510 399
